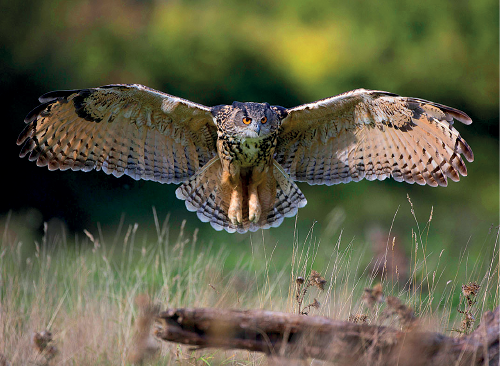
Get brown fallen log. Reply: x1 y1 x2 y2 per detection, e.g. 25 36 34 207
155 306 499 365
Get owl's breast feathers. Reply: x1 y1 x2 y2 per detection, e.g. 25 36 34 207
217 133 278 169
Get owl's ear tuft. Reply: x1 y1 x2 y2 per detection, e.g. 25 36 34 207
271 105 288 120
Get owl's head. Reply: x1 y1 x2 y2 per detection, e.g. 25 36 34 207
211 102 288 139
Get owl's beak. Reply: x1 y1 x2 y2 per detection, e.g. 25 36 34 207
255 123 261 136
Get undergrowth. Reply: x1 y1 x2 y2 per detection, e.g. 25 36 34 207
0 204 498 365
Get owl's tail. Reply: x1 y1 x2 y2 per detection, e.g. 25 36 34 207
175 158 307 233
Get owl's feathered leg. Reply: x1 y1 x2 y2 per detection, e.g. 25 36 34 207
221 162 243 225
228 184 243 225
248 166 270 223
248 186 261 223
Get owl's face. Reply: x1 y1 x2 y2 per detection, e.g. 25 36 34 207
212 102 287 139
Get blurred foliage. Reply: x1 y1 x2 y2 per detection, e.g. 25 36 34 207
1 0 498 280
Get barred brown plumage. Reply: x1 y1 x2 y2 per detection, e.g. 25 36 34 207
18 84 474 233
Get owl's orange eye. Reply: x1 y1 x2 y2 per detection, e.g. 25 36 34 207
242 117 252 125
261 116 267 124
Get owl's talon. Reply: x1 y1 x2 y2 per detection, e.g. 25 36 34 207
228 206 242 225
249 208 261 223
249 199 261 223
228 197 242 225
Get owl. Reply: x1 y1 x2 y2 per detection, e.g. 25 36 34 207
17 84 474 233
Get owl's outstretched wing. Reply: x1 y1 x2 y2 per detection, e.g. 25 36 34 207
276 89 474 187
17 84 218 184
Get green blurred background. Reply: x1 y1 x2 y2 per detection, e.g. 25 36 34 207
2 0 498 277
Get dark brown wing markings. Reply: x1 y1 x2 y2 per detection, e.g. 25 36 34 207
276 89 473 186
18 84 217 184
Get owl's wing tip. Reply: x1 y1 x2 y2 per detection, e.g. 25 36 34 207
210 222 225 232
447 108 472 125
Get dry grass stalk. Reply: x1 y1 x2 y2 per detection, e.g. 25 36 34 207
462 282 480 305
454 281 481 335
368 226 409 287
362 283 384 309
32 330 58 365
0 354 10 366
295 270 326 315
309 270 327 291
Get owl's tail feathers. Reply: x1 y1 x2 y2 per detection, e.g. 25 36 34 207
260 161 307 229
175 158 307 234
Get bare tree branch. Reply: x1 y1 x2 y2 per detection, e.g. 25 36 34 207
155 306 499 365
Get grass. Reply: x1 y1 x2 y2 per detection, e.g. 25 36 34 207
0 205 498 365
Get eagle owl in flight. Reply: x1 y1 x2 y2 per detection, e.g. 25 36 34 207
17 84 474 233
